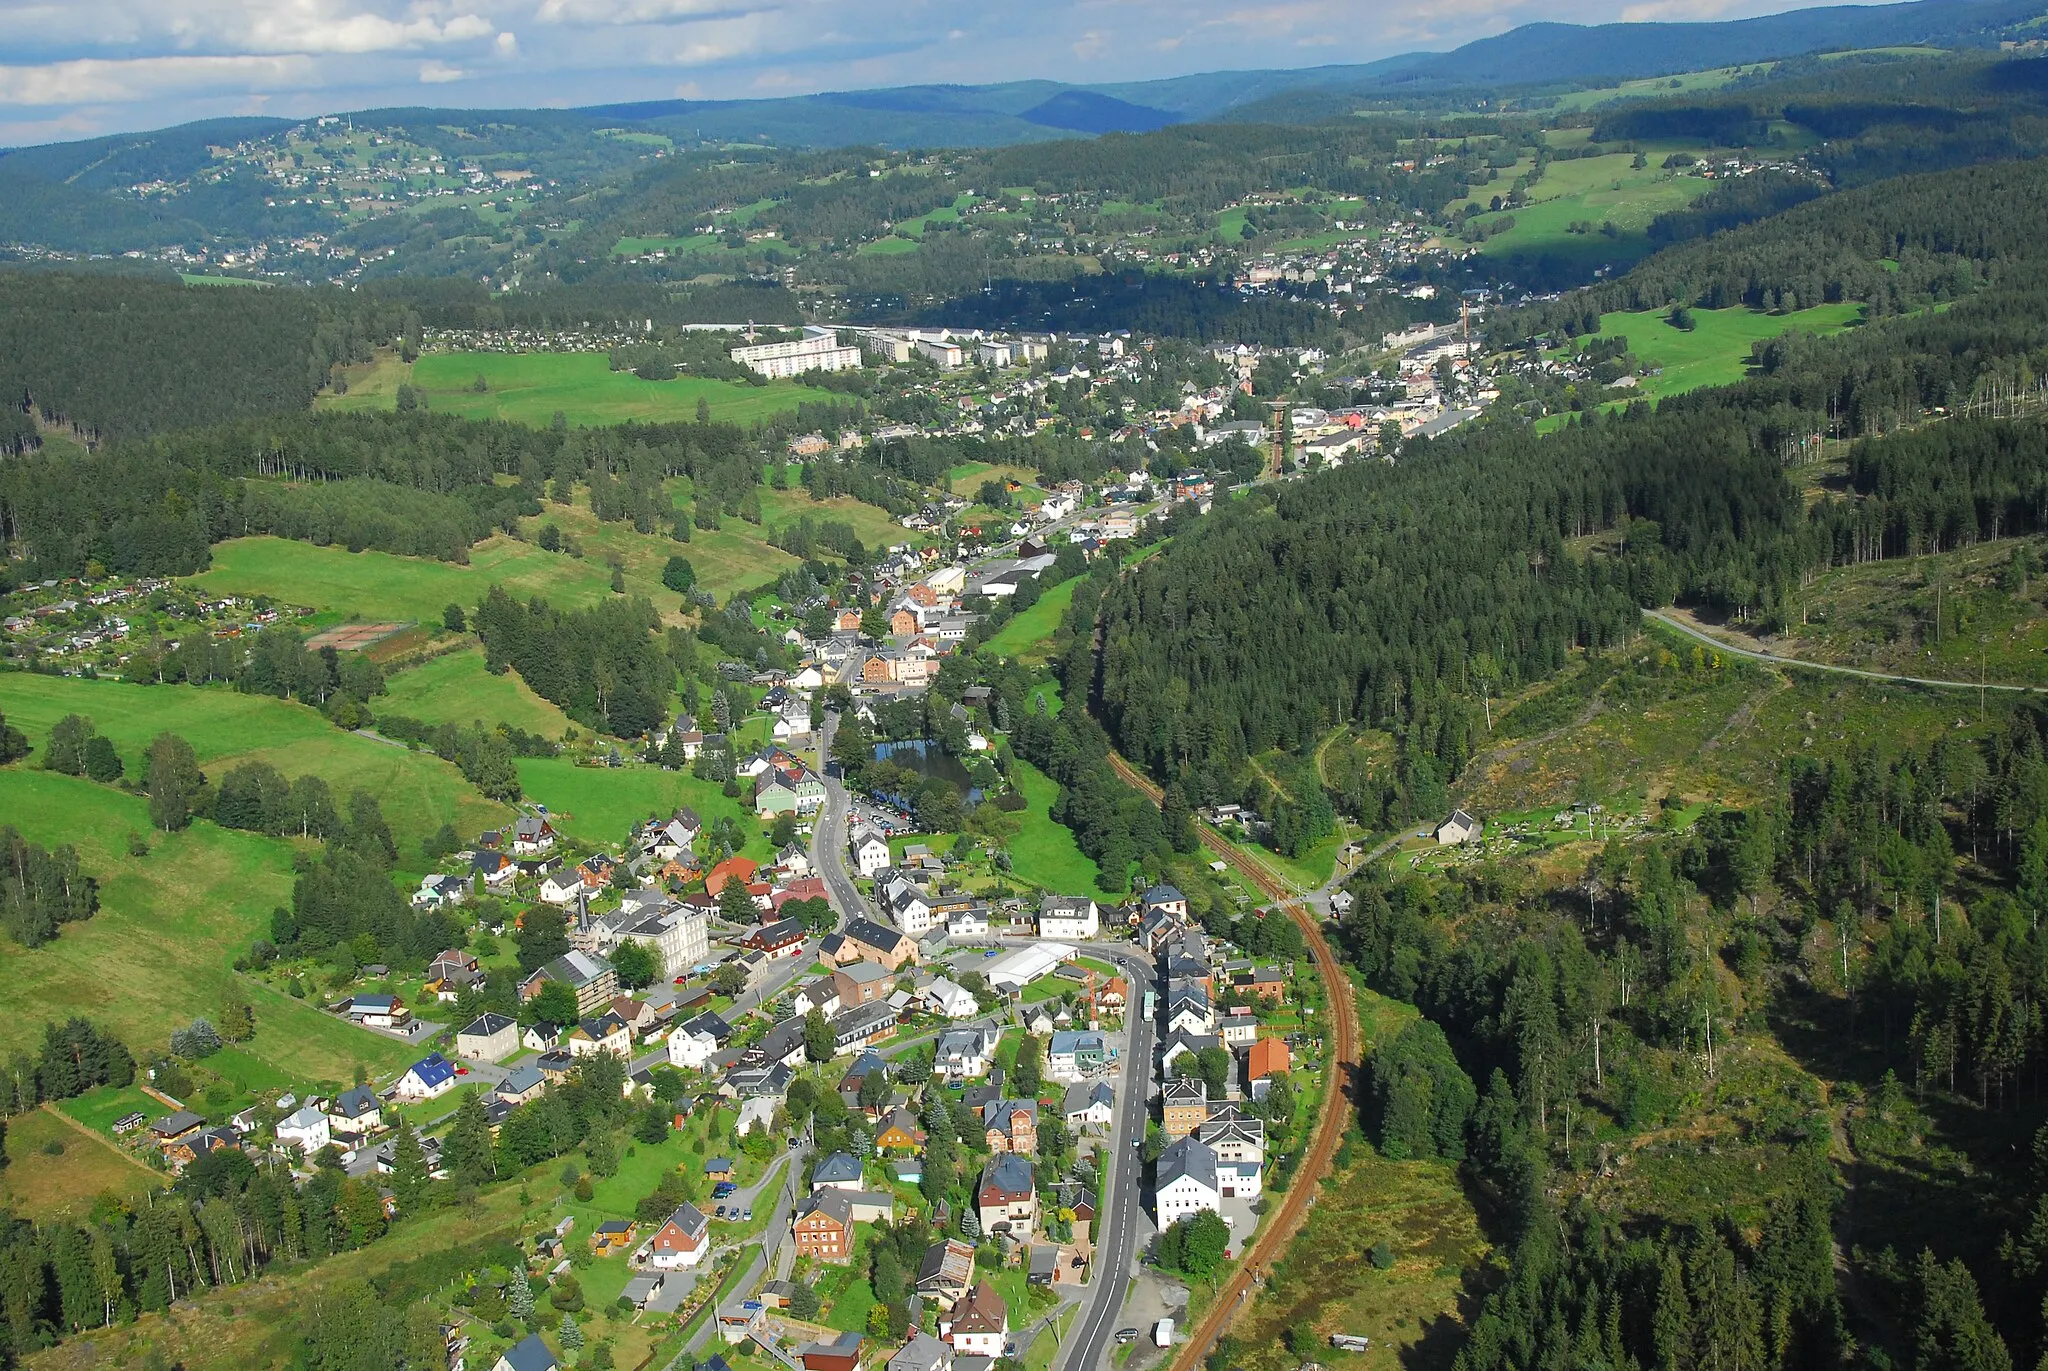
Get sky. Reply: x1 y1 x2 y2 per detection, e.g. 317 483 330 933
0 0 1836 148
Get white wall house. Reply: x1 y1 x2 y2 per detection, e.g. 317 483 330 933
1155 1136 1222 1226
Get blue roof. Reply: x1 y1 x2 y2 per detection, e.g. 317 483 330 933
334 1084 379 1117
1144 884 1185 904
407 1053 456 1088
500 1333 559 1371
813 1151 863 1185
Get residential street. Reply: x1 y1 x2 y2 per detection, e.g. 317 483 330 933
811 710 869 924
1058 945 1157 1371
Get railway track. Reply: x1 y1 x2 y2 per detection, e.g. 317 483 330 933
1104 749 1363 1371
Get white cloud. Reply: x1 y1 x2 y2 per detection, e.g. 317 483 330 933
0 53 314 105
420 58 468 79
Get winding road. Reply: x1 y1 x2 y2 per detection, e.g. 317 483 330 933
1643 608 2048 694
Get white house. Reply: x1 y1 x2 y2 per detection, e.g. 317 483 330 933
276 1104 331 1156
394 1053 459 1102
923 977 979 1019
851 825 893 879
456 1012 519 1063
668 1029 718 1071
1063 1081 1114 1131
934 1026 1001 1080
947 906 989 939
1436 809 1482 845
539 872 586 906
1155 1135 1222 1225
944 1282 1009 1359
1037 896 1099 941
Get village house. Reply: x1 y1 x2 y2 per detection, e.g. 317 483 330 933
276 1104 332 1156
1162 1077 1209 1139
943 1281 1010 1358
1064 1081 1115 1131
456 1012 519 1063
1436 809 1483 845
394 1053 459 1101
977 1154 1036 1238
565 1012 632 1058
983 1099 1039 1154
835 917 918 971
521 951 618 1017
647 1201 711 1269
875 1106 928 1155
1037 895 1099 940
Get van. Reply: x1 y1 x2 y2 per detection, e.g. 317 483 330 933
1153 1319 1175 1348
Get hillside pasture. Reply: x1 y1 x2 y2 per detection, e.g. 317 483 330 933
378 647 573 737
1452 153 1716 276
320 351 831 428
0 1106 164 1220
0 768 417 1084
188 535 617 623
0 672 506 846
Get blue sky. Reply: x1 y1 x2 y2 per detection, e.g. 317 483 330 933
0 0 1826 147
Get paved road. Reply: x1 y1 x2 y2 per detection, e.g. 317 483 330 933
1060 949 1157 1371
1645 608 2048 694
812 711 870 924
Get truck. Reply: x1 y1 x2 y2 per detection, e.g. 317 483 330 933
1330 1334 1372 1353
1153 1319 1175 1348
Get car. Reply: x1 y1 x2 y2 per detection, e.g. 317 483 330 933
455 1066 468 1075
715 1205 727 1219
984 948 1000 958
1115 1330 1140 1345
741 1206 753 1221
789 1136 803 1150
1222 1215 1234 1227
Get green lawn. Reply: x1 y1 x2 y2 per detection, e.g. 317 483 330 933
58 1084 174 1136
320 352 832 428
0 768 419 1084
1006 760 1117 898
0 672 507 846
614 234 730 256
380 647 574 737
983 580 1078 664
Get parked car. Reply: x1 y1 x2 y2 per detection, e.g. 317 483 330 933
1115 1330 1140 1346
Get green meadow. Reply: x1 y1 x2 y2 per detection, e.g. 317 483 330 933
321 351 830 428
0 768 418 1083
512 756 777 858
1006 759 1114 897
1536 303 1864 430
378 647 573 737
981 579 1078 665
188 534 617 623
0 672 507 844
1452 152 1715 274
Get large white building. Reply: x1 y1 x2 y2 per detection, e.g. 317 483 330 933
1155 1135 1222 1225
731 328 863 380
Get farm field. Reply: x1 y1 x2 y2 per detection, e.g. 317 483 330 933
0 672 506 845
320 351 831 428
0 1106 165 1220
1534 303 1865 431
188 534 617 623
0 768 419 1084
1452 152 1716 275
378 647 574 736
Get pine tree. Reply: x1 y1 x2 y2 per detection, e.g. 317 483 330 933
560 1314 584 1353
508 1264 536 1321
390 1120 430 1213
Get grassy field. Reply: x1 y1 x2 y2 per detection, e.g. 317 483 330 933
1607 303 1864 401
983 580 1078 665
0 672 506 846
0 1106 165 1220
320 351 831 428
1451 152 1715 275
1535 303 1865 432
1006 759 1116 898
379 647 574 736
189 535 618 623
513 756 777 858
948 461 1044 500
0 768 419 1084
